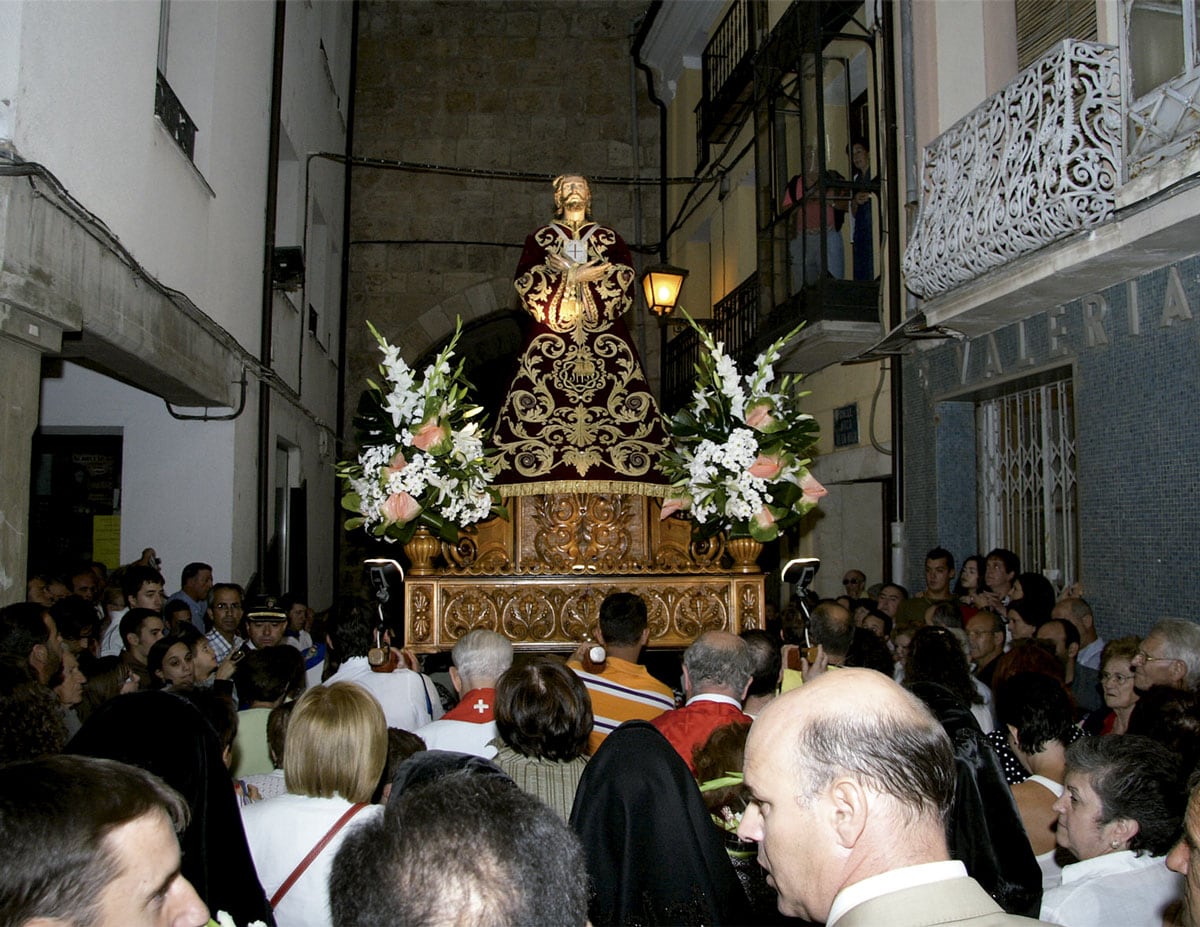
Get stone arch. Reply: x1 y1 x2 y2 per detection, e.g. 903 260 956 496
405 275 516 362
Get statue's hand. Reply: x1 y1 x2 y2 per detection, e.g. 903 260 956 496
574 259 610 284
546 252 572 275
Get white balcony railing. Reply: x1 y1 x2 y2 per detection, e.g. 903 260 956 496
903 40 1122 299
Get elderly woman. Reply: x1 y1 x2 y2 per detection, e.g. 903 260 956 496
491 657 591 820
1081 636 1140 736
241 682 387 927
1040 735 1184 927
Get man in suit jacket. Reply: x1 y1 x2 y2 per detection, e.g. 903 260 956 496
738 668 1056 926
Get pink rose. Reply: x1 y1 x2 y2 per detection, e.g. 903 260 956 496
748 453 784 480
660 494 692 519
752 506 776 530
412 418 450 453
381 491 421 524
744 399 777 431
800 472 827 505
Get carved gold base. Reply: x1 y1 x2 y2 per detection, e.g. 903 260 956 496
406 575 763 651
402 493 765 652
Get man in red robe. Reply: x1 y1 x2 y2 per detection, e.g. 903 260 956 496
652 630 752 772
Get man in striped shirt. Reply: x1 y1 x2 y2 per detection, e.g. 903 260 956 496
569 592 675 753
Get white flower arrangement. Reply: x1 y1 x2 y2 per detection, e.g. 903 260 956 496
660 315 826 543
338 320 504 544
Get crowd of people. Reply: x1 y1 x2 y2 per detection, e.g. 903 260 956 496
3 546 1200 927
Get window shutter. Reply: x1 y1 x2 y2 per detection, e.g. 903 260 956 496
1016 0 1098 69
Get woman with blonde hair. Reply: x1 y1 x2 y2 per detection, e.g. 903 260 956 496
242 682 387 927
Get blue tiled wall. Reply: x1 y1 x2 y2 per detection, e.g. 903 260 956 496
903 255 1200 638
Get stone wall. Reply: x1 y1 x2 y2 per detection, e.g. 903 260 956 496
347 0 662 439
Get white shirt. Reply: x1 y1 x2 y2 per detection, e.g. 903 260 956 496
242 793 382 927
323 657 437 732
1040 850 1182 927
685 692 743 709
1025 775 1066 890
828 860 967 926
414 718 499 758
99 607 129 657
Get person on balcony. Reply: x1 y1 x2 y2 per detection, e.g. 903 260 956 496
783 145 845 291
492 174 671 496
850 136 876 281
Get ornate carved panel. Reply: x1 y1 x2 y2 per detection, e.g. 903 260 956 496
405 575 762 652
405 493 765 652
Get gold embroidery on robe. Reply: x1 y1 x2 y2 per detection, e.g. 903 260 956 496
493 221 671 496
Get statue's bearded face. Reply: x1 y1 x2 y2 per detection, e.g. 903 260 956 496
555 175 591 215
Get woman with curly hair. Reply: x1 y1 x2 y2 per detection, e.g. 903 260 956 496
905 624 991 733
0 655 67 762
905 626 1043 917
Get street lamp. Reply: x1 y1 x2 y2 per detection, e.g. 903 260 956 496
641 263 689 319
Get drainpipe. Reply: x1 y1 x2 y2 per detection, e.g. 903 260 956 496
886 0 913 584
257 0 286 584
628 13 650 370
631 1 668 262
631 2 670 397
333 0 361 601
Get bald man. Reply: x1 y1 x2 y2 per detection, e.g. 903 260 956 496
738 669 1053 926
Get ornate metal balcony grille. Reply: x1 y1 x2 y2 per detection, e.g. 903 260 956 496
903 40 1121 299
155 70 198 162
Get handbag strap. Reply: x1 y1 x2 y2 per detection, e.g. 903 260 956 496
270 802 366 909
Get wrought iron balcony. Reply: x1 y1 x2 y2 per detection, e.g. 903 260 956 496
696 0 762 161
903 40 1121 299
155 71 198 162
662 274 759 416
